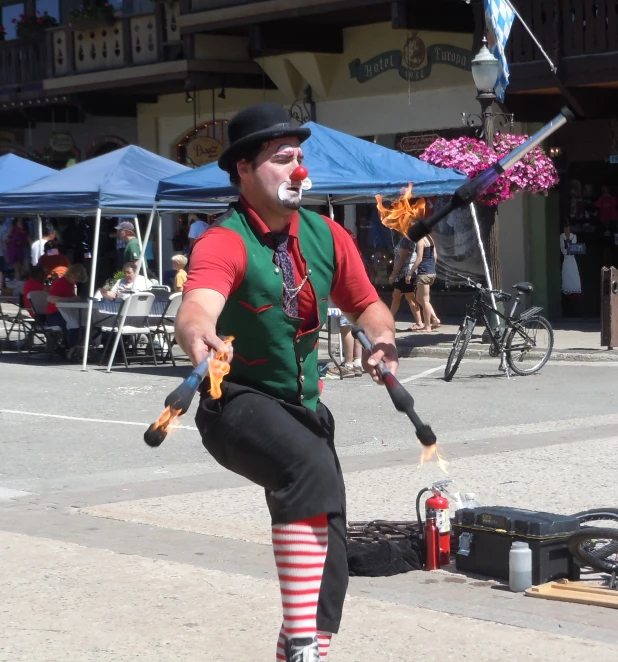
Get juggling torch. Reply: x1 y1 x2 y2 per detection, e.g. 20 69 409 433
144 355 213 447
407 107 575 242
352 326 436 447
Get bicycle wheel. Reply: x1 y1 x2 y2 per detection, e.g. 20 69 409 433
574 508 618 525
444 318 475 382
568 527 618 574
505 315 554 376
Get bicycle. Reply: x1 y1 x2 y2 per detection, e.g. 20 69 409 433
444 274 554 381
568 509 618 577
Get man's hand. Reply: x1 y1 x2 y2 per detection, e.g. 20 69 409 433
342 299 398 384
364 337 398 384
175 289 227 368
186 326 233 366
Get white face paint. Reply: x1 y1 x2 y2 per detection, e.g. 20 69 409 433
278 181 302 204
274 143 303 210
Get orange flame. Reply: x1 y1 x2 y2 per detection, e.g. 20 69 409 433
209 336 234 399
150 404 183 437
376 184 426 237
419 443 449 474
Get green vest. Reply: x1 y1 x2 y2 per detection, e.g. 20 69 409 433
217 204 335 410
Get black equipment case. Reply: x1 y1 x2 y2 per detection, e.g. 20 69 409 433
453 506 580 585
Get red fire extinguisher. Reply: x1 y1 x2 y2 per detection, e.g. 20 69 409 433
425 486 451 566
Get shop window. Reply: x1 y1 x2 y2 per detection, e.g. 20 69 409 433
2 3 25 40
35 0 59 23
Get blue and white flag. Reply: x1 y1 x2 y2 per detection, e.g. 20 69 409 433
484 0 516 101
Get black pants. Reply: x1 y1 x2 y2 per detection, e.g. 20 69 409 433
196 382 349 634
46 312 79 348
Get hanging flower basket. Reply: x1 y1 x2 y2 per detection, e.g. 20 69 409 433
68 4 117 31
13 12 58 39
420 133 559 207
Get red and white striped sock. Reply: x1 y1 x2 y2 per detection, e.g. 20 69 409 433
317 631 333 659
272 514 329 643
276 624 286 661
276 625 333 661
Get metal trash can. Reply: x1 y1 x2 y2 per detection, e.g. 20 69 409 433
601 267 618 349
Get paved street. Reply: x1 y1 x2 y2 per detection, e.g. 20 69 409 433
2 355 618 661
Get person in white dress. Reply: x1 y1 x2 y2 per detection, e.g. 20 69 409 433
560 225 582 295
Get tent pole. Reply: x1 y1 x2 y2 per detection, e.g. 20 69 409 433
469 202 497 310
37 214 42 244
106 203 157 373
82 208 101 372
133 215 148 281
327 195 334 220
157 212 163 285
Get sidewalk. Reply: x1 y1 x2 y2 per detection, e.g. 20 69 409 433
394 319 618 361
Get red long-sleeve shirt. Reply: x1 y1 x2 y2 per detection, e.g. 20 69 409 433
184 197 378 331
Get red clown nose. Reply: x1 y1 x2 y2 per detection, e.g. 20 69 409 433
290 165 308 181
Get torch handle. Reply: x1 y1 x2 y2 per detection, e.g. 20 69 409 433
351 326 436 446
163 355 212 413
407 107 574 242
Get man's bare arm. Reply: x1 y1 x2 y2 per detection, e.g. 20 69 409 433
175 289 229 367
345 299 397 383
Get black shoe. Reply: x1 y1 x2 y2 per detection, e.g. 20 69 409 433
285 636 320 662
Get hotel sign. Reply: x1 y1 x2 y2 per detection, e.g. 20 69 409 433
349 34 472 84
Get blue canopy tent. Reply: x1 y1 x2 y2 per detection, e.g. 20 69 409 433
0 153 55 194
0 146 223 370
155 121 468 206
0 154 56 244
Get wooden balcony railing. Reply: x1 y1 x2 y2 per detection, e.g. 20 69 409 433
508 0 618 64
0 39 48 90
49 7 182 77
0 4 181 92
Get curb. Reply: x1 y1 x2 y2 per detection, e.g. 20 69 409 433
319 337 618 363
397 344 618 362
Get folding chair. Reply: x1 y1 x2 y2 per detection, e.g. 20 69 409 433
150 292 182 365
100 293 158 368
26 291 63 361
0 295 33 354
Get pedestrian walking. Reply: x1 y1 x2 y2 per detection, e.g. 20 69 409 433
388 233 423 331
411 235 440 331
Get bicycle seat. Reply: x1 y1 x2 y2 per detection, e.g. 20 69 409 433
514 282 533 295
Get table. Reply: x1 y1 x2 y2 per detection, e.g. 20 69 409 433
56 298 174 364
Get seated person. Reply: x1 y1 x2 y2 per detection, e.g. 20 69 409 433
45 263 88 348
39 240 70 280
171 254 188 292
99 262 151 301
22 264 48 315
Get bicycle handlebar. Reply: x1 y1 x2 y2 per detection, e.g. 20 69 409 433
453 274 512 301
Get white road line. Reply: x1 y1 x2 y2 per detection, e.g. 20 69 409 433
0 409 198 431
399 365 445 383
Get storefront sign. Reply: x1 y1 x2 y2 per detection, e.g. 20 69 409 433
349 34 472 84
186 136 223 167
49 132 75 153
398 133 439 154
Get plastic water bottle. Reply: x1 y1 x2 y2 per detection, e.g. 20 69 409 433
462 492 481 509
509 541 532 592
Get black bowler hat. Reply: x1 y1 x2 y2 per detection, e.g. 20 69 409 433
218 102 311 173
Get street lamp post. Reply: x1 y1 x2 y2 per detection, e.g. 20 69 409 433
462 38 514 293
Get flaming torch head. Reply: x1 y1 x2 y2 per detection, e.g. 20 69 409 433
376 184 426 239
144 405 183 447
